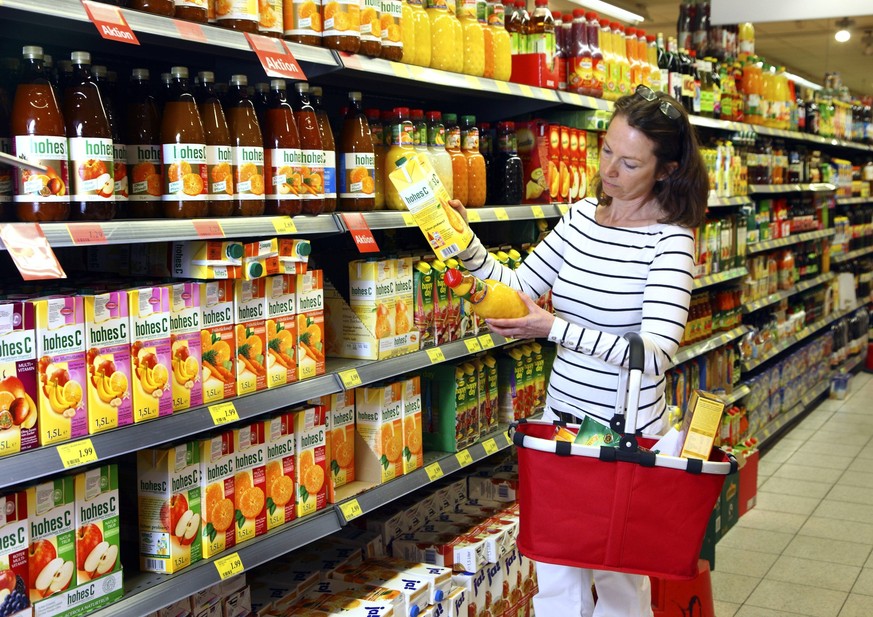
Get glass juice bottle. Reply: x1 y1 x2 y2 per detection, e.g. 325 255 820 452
366 108 387 209
359 0 382 56
225 74 266 217
384 107 415 210
128 0 174 16
339 91 376 212
93 65 128 210
379 0 403 61
264 79 303 216
216 0 259 32
196 72 233 217
284 0 323 45
125 68 162 219
175 0 208 22
309 86 337 213
293 82 325 214
322 0 362 52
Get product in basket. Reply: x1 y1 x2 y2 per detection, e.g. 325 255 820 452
572 416 621 447
679 389 727 460
74 465 120 585
84 292 133 433
0 301 38 456
295 406 328 518
233 422 268 545
553 425 577 442
27 477 75 603
200 280 237 403
0 491 30 617
169 282 202 413
129 286 172 422
199 431 236 558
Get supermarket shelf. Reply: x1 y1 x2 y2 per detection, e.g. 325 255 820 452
836 196 873 206
693 267 748 290
358 205 565 230
842 352 866 375
746 228 835 255
748 183 836 194
674 325 750 366
707 195 754 208
717 384 751 407
742 272 835 313
557 91 614 111
752 126 873 153
860 272 873 284
831 245 873 264
689 116 748 133
753 378 831 447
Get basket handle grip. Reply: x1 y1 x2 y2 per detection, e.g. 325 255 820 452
618 332 645 451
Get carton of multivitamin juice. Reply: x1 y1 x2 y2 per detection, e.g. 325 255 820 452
74 465 120 585
129 286 172 422
234 279 267 396
0 301 39 457
169 282 202 413
84 291 133 434
26 476 75 604
263 411 296 530
232 422 267 545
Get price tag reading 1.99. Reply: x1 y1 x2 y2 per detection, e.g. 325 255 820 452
214 552 244 580
57 439 98 469
456 449 474 467
482 438 499 455
424 462 444 481
339 369 363 389
339 499 364 522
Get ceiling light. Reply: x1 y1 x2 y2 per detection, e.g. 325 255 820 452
835 18 853 43
567 0 644 24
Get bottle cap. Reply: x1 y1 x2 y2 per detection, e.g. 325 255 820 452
295 82 309 93
395 156 408 167
227 244 244 259
247 262 264 278
198 71 215 83
584 10 597 20
426 110 442 121
71 51 91 65
255 82 268 93
230 74 248 86
365 108 381 119
161 72 172 85
443 268 462 288
394 106 410 117
310 86 322 96
497 121 515 130
572 9 584 18
271 79 286 90
170 66 189 79
411 109 424 120
461 114 476 125
551 10 561 20
443 113 458 124
626 27 635 37
21 46 43 60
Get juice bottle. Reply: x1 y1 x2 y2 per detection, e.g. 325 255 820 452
125 68 162 219
366 108 386 209
225 74 266 217
518 0 532 54
505 0 522 55
742 58 762 125
489 1 511 81
64 52 115 221
197 71 233 217
613 23 629 97
587 12 603 98
293 82 325 215
309 87 336 213
284 0 323 45
646 33 660 91
446 0 465 73
529 0 554 64
443 269 527 318
10 45 70 222
360 0 383 56
339 91 376 212
490 121 523 205
479 0 494 79
426 110 453 198
264 79 303 216
384 107 415 210
761 63 775 128
380 0 404 61
161 66 208 218
568 9 590 95
738 22 754 61
215 0 259 33
93 65 128 208
444 113 467 204
460 115 485 207
626 27 640 89
411 108 429 158
600 19 616 100
258 0 284 36
400 0 416 64
175 0 208 22
321 0 361 53
426 0 456 72
128 0 174 15
553 10 565 89
408 0 430 66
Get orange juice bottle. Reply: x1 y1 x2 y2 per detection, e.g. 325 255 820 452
458 0 485 76
614 23 630 97
400 0 417 64
446 0 465 73
443 268 528 318
380 0 404 61
384 107 415 210
321 0 362 53
489 0 511 81
460 115 486 207
366 108 387 209
284 0 323 45
479 1 494 79
359 0 383 57
427 0 458 73
409 0 432 66
444 113 468 204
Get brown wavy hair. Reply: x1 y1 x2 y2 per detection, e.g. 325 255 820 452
593 90 709 228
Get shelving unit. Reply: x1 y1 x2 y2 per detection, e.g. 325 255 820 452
741 272 835 313
693 267 748 290
718 384 751 407
831 245 873 264
748 183 836 194
707 195 754 209
746 228 835 255
356 205 564 230
835 196 872 206
753 378 831 446
673 325 750 366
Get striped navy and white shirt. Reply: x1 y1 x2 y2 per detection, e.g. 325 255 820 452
458 198 695 434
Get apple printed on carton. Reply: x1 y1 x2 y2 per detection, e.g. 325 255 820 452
0 491 30 617
0 301 39 458
27 476 76 604
74 465 120 584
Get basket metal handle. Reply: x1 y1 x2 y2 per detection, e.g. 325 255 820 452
611 332 645 452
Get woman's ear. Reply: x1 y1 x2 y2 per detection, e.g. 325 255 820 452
658 161 679 181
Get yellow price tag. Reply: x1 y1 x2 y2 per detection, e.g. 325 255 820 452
401 212 416 227
339 499 364 521
467 210 481 223
271 216 297 234
208 402 240 426
464 338 482 353
494 207 509 221
339 369 363 389
465 75 483 89
477 334 494 349
531 205 545 219
496 81 511 94
214 552 244 580
482 438 499 455
558 204 569 215
392 62 411 78
425 462 444 481
456 449 474 467
519 84 534 97
57 439 98 469
426 347 446 363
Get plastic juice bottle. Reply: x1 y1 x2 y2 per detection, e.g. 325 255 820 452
225 75 266 217
215 0 259 32
568 9 590 95
176 0 208 22
457 0 484 77
738 22 754 61
10 45 70 222
460 115 485 207
339 91 376 212
408 0 431 66
518 0 533 54
400 0 417 64
490 121 523 205
125 68 161 219
586 12 603 98
624 26 637 91
480 0 494 80
600 20 616 100
489 1 511 81
613 23 629 97
293 82 325 214
505 0 522 55
196 72 233 218
264 79 303 216
447 0 466 73
742 58 761 125
443 269 527 318
552 10 565 89
426 0 456 72
128 0 174 15
776 67 790 130
309 87 337 213
528 0 554 64
380 0 404 62
284 0 323 45
92 65 128 209
444 113 468 204
366 108 386 209
629 27 644 88
411 108 429 159
384 107 415 210
321 0 362 53
646 34 660 91
426 111 453 197
64 52 115 221
359 0 382 56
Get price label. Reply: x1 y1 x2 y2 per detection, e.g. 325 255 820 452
519 84 534 97
531 205 545 219
272 216 297 234
482 438 499 455
464 338 482 353
245 33 306 80
340 213 380 253
339 369 363 389
392 62 411 79
456 449 474 467
57 439 98 469
192 220 225 238
401 212 416 227
494 208 509 221
557 204 569 215
209 402 240 425
467 210 481 223
424 462 444 481
426 347 446 363
67 223 107 245
339 499 364 521
81 0 140 45
214 552 244 580
477 334 494 349
0 224 66 281
465 75 483 89
496 81 512 95
173 18 207 43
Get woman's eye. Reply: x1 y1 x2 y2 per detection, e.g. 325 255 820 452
624 161 637 170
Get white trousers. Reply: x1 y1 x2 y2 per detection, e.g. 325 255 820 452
532 561 653 617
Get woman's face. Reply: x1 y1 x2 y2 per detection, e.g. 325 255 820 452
599 115 662 204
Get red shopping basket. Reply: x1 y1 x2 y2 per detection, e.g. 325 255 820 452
511 333 737 580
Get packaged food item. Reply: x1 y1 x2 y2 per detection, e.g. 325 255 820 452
74 465 120 585
284 0 323 45
84 291 133 433
402 376 423 475
263 411 297 530
0 301 39 456
296 270 325 380
0 491 31 617
215 0 259 32
265 274 298 389
264 79 303 216
295 406 328 518
199 431 236 558
129 286 172 422
196 71 233 218
233 423 268 545
27 477 76 603
324 391 356 503
200 280 237 403
413 260 435 349
380 0 404 61
234 279 268 395
226 75 266 217
168 283 203 413
339 92 376 212
293 83 325 214
356 382 405 484
321 0 362 53
679 390 726 460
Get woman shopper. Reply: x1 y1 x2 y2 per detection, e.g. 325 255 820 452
451 85 708 617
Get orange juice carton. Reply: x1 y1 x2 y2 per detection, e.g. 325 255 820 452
136 441 202 574
585 131 600 199
329 562 430 617
356 382 404 485
435 585 470 617
233 422 268 545
401 376 423 475
199 431 236 558
278 239 311 274
322 390 356 503
262 411 297 530
295 270 325 380
0 491 30 617
129 286 172 422
547 124 561 203
0 301 39 456
368 558 453 606
517 121 549 204
430 259 451 346
84 292 133 433
234 279 267 395
265 274 297 390
33 296 88 445
172 241 244 267
413 260 435 349
199 280 236 404
74 464 120 585
26 476 75 604
394 257 414 339
169 283 203 413
295 406 328 518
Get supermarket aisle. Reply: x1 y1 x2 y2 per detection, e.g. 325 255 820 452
711 371 873 617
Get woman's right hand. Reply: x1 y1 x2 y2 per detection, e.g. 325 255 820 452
448 199 468 223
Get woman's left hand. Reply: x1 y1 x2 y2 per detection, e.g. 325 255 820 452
485 293 555 339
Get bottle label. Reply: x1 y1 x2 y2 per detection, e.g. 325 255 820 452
360 0 381 40
176 0 206 6
258 0 284 35
162 142 207 201
232 146 266 200
746 93 760 117
322 0 362 39
569 57 592 93
556 57 567 91
510 32 520 55
339 151 376 198
681 74 694 98
284 0 323 37
467 277 487 304
427 0 448 10
113 143 129 201
370 124 384 146
446 127 461 150
0 138 12 202
738 40 753 55
267 147 304 200
392 124 414 147
68 137 115 202
299 148 325 200
427 125 446 148
215 0 258 22
323 148 337 199
380 0 402 47
127 144 162 202
461 130 479 152
592 58 605 90
206 145 233 200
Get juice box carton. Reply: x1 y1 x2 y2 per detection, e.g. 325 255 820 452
33 296 88 445
567 128 581 202
349 258 395 341
402 376 423 475
295 406 328 518
26 477 75 603
136 441 202 574
482 354 498 433
199 280 236 404
83 291 133 434
559 125 571 203
547 124 561 203
295 270 325 380
263 411 296 530
172 241 244 267
422 364 467 452
461 363 479 444
234 279 267 395
517 120 549 204
278 238 311 274
519 345 535 417
395 257 414 338
232 422 268 545
199 431 236 558
413 261 435 349
585 131 600 199
430 259 451 345
443 258 462 341
169 282 203 413
498 349 525 423
74 464 120 585
0 491 30 617
530 342 545 411
356 382 404 484
129 286 172 422
0 301 39 456
265 274 297 390
324 390 356 503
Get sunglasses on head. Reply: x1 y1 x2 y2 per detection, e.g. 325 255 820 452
634 85 682 121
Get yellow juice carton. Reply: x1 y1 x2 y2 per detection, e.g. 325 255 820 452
74 464 120 585
199 431 236 558
0 301 39 456
395 257 414 337
33 296 88 445
136 441 202 574
129 286 172 422
388 153 473 261
234 279 267 395
169 283 203 413
232 422 268 545
413 261 435 349
0 492 30 617
356 382 404 484
324 390 355 503
349 258 395 340
27 476 76 603
199 280 236 404
84 291 133 434
295 406 328 518
402 376 423 475
265 274 297 389
295 270 325 380
263 411 296 530
278 238 311 274
172 241 244 267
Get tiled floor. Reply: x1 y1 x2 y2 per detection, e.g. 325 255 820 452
711 371 873 617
